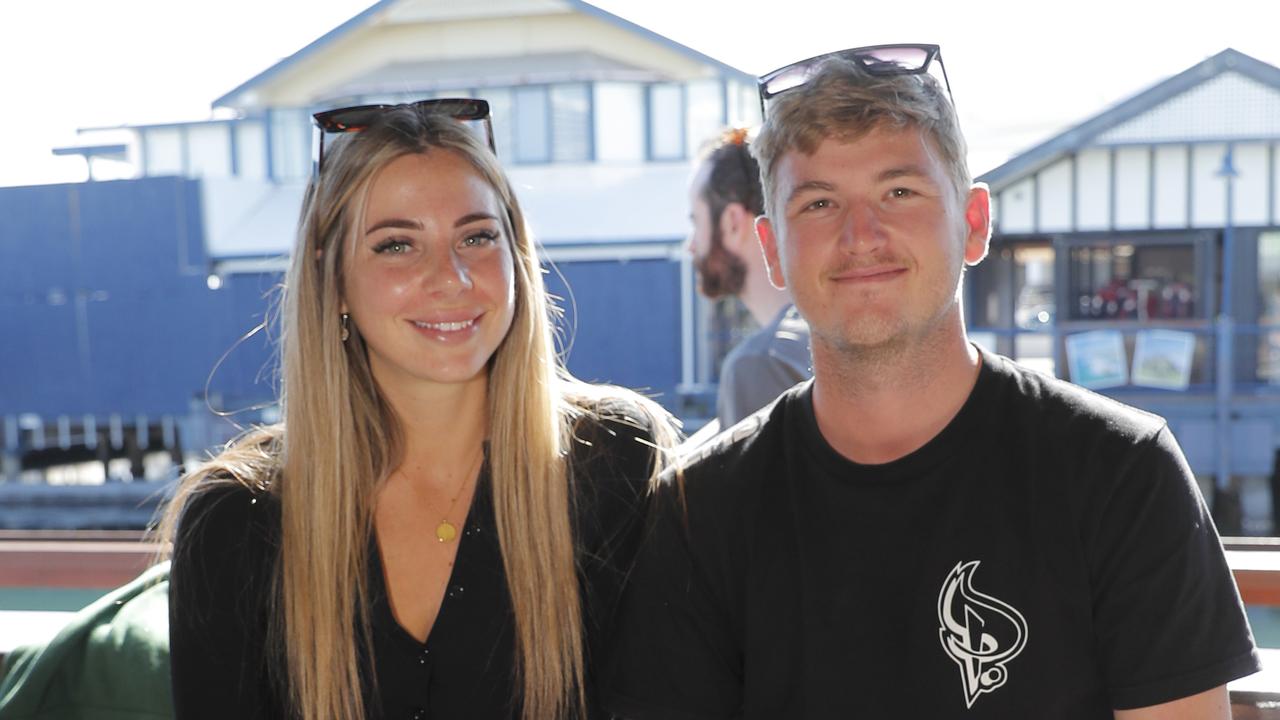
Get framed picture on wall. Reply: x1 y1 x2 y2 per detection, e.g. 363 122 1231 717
1065 330 1128 389
1131 329 1195 390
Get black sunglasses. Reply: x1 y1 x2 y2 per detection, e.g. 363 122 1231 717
311 98 495 172
758 44 952 116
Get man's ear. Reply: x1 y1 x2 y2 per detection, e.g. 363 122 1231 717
755 215 787 290
963 183 992 266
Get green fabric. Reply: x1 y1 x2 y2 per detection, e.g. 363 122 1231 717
0 562 173 720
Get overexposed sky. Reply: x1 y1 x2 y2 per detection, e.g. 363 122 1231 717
3 0 1278 187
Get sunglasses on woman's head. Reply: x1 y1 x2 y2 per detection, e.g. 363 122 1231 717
311 98 495 173
757 43 953 117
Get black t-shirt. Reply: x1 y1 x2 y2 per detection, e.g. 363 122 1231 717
169 410 658 720
607 351 1259 719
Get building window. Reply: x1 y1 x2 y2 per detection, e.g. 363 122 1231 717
648 83 684 161
187 124 232 178
233 120 267 180
269 109 310 182
1067 242 1197 321
491 84 592 165
310 84 593 166
966 242 1056 375
514 86 551 164
143 128 183 176
1013 246 1056 329
726 78 762 128
593 82 645 162
685 80 724 158
1259 231 1280 384
485 88 516 162
551 84 591 163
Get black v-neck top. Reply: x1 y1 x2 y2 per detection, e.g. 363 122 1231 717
169 410 659 720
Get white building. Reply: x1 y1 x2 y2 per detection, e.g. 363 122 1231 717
72 0 765 421
971 48 1280 528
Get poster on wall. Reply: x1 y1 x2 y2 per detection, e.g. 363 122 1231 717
1131 329 1196 390
1064 330 1128 389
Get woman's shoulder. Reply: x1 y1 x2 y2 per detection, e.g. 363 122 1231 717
171 477 280 576
178 479 276 532
173 426 283 540
564 391 671 567
170 429 283 575
567 391 673 476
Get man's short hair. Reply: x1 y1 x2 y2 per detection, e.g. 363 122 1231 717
699 128 765 219
752 57 971 218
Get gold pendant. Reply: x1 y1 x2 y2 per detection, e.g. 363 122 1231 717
436 521 457 543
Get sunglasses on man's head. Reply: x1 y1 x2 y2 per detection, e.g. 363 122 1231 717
757 44 952 117
311 98 495 173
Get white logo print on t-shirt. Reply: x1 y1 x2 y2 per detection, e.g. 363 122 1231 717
937 560 1029 708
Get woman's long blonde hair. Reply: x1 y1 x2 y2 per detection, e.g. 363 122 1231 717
161 106 674 720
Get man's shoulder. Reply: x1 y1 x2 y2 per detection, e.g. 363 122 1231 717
728 306 810 358
984 350 1168 446
775 304 810 339
721 324 777 372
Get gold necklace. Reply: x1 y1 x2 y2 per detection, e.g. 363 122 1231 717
434 447 484 543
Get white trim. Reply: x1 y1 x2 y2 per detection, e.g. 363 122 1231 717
681 251 694 388
109 415 124 450
162 416 176 449
213 256 290 275
213 243 682 275
537 241 681 263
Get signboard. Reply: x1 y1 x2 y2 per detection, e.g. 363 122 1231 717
1065 330 1128 389
1131 329 1196 390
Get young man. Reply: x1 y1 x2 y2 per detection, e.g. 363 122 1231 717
687 130 810 429
606 47 1258 719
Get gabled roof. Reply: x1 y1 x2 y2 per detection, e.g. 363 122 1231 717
213 0 753 110
324 51 660 100
215 0 395 109
977 48 1280 189
563 0 752 81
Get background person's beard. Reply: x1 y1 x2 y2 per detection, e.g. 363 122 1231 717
694 225 747 299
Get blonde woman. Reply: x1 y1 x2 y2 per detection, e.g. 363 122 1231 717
164 101 675 720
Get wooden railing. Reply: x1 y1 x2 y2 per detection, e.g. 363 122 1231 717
0 529 159 589
3 533 1280 715
1227 538 1280 607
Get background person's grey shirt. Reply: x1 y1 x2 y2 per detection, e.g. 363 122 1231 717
717 304 811 427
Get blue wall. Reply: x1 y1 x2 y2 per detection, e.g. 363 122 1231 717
0 178 277 420
545 256 683 411
1 178 686 441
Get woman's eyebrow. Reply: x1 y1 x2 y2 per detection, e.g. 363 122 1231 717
365 218 423 234
364 212 499 234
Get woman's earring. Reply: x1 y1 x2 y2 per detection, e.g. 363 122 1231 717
340 313 350 342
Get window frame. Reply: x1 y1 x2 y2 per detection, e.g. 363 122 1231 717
645 82 687 162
